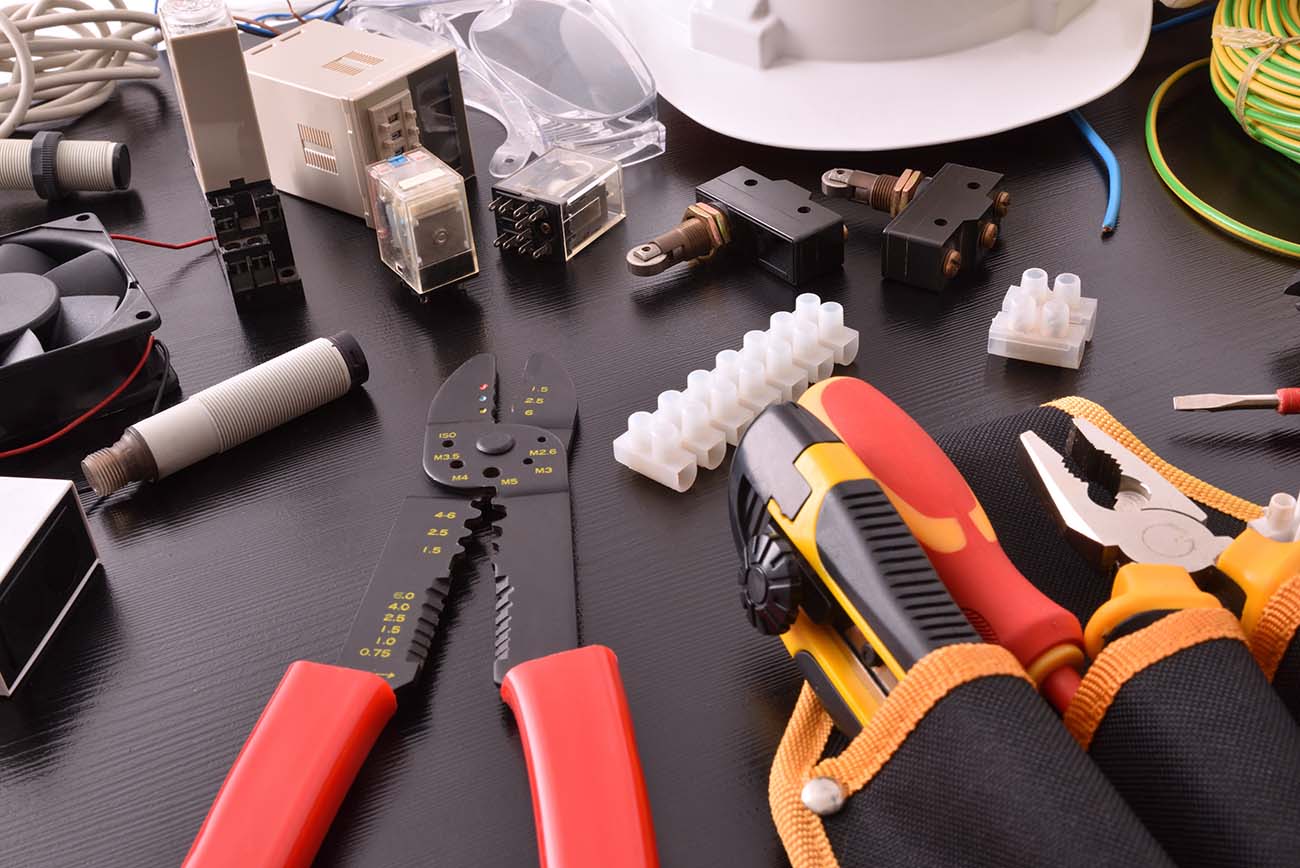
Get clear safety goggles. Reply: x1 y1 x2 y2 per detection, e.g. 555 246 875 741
345 0 665 178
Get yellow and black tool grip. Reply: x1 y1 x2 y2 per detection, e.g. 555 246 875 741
814 476 982 670
730 403 980 704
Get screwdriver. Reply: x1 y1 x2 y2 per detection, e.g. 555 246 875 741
798 377 1087 713
1173 389 1300 414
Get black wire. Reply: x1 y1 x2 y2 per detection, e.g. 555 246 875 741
150 339 172 416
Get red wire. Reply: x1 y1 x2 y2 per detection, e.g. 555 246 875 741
0 336 156 459
109 233 216 250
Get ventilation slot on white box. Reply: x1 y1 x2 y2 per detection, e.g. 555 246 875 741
323 50 383 76
297 124 337 174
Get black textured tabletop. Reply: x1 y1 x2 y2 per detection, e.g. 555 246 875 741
2 18 1297 868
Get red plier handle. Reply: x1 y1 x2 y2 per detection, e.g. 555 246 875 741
501 645 660 868
183 661 397 868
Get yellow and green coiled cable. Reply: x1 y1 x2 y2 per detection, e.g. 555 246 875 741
1147 0 1300 258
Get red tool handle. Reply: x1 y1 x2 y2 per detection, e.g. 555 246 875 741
183 661 397 868
501 645 659 868
806 378 1085 711
1277 388 1300 414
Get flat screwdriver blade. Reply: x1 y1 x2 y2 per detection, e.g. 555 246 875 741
1172 393 1279 412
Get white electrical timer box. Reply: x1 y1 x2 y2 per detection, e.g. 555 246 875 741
244 20 474 225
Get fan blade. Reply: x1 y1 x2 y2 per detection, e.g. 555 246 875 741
0 242 56 275
0 329 43 366
52 295 120 346
44 250 124 298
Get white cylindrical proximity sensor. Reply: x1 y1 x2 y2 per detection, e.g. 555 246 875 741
82 333 368 495
0 132 130 199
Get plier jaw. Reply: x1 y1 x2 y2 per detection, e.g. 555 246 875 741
422 352 580 685
1019 419 1232 581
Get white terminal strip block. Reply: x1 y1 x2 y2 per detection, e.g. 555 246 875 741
1250 492 1300 543
613 293 859 492
987 268 1097 370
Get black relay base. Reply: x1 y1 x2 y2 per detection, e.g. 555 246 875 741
207 179 303 310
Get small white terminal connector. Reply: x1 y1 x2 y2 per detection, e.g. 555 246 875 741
987 268 1097 370
1250 492 1300 543
613 294 859 492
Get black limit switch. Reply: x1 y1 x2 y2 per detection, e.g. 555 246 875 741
626 167 844 287
822 163 1010 293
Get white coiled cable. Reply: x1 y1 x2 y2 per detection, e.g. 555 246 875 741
0 0 162 139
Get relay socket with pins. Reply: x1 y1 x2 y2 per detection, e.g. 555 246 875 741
490 149 627 263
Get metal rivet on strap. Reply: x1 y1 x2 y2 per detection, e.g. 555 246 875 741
800 776 845 816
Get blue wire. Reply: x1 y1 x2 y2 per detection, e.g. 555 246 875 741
1151 4 1215 34
152 0 341 24
1068 109 1121 236
255 0 346 23
238 21 279 36
1056 4 1208 236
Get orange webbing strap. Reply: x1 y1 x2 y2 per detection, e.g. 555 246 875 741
1251 575 1300 680
1045 397 1264 522
770 685 839 868
769 644 1029 868
1064 608 1245 750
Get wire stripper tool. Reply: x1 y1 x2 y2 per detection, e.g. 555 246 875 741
1020 418 1300 653
183 353 657 868
729 401 982 736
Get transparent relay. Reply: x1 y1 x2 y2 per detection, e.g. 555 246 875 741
367 148 478 297
490 148 626 262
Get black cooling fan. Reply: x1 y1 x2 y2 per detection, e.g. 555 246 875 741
0 214 176 448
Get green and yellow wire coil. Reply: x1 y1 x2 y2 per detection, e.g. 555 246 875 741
1147 0 1300 258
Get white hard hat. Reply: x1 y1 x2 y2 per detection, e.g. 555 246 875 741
591 0 1152 151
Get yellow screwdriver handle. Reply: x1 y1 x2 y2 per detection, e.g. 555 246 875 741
1216 529 1300 636
1084 563 1221 658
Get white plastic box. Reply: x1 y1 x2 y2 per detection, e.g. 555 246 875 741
244 20 473 224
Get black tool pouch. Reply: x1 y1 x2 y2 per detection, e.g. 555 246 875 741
769 644 1173 868
935 398 1300 868
770 397 1300 868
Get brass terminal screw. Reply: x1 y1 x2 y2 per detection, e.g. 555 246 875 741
942 249 962 279
979 222 999 250
994 190 1011 218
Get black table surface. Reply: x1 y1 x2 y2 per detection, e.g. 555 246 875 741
3 18 1298 868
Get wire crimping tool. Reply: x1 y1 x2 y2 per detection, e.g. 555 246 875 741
184 353 657 868
729 401 982 736
1020 418 1300 654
